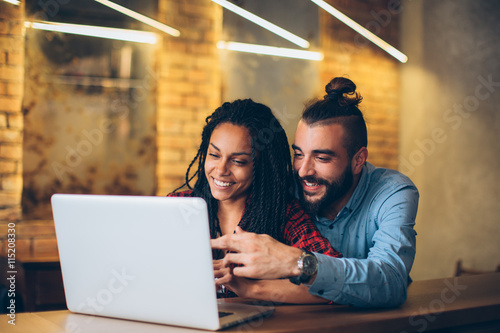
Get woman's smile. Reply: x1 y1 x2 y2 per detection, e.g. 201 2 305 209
212 177 236 188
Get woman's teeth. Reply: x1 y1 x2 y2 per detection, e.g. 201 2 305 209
214 179 233 187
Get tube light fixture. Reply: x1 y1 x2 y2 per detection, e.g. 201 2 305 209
212 0 310 49
217 41 323 61
310 0 408 63
3 0 20 5
94 0 180 37
25 21 158 44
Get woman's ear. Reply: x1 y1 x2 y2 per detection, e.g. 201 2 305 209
351 147 368 175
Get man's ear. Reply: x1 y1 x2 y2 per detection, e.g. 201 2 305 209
351 147 368 175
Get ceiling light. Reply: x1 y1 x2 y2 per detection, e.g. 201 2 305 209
3 0 20 5
217 41 323 61
25 21 158 44
94 0 180 37
310 0 408 63
212 0 310 49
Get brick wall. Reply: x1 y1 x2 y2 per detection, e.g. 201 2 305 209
0 0 401 259
0 1 58 258
156 0 222 195
319 0 401 169
0 1 24 222
0 0 222 258
0 1 26 255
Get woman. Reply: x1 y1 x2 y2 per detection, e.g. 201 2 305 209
169 99 341 302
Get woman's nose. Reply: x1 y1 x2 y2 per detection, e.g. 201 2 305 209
215 158 230 176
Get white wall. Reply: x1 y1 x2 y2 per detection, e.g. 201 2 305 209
400 0 500 280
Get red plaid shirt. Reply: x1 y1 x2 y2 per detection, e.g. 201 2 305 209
167 190 342 257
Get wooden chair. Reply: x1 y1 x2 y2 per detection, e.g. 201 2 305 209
454 259 500 277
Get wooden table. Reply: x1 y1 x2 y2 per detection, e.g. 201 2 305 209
3 273 500 333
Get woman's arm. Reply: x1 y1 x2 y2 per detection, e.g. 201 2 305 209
235 278 330 304
220 277 329 304
214 259 330 304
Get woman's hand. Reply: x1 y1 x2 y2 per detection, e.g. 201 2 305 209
213 259 232 284
213 259 255 297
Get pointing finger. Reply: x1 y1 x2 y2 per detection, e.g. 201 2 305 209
211 234 245 252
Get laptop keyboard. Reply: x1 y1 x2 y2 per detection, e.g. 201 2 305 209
218 311 234 318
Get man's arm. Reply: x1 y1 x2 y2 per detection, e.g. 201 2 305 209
211 187 418 308
307 186 418 307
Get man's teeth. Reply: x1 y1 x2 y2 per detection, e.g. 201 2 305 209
214 179 233 187
305 181 320 187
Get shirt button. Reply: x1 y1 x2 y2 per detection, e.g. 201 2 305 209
318 290 324 295
328 224 334 229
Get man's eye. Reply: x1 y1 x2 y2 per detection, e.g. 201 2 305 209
293 152 303 158
317 156 330 162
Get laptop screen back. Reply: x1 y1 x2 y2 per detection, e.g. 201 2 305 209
52 194 220 330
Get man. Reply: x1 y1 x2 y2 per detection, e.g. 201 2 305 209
212 77 419 307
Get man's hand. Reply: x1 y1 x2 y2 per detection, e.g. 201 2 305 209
211 226 303 280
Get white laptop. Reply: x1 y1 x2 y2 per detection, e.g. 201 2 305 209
51 194 274 331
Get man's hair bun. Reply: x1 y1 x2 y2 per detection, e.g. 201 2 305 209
324 77 362 107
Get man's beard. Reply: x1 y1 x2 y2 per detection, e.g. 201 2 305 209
296 165 354 216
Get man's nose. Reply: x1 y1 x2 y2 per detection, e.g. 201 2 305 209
297 157 315 178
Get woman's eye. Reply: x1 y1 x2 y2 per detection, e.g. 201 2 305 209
233 160 247 165
209 153 219 158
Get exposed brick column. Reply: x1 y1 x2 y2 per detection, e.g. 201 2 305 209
0 1 24 223
156 0 222 195
319 0 401 169
0 2 59 258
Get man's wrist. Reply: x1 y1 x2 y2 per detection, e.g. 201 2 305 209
304 272 318 286
289 249 318 285
288 247 305 277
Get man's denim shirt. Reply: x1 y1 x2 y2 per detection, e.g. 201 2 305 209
308 162 419 308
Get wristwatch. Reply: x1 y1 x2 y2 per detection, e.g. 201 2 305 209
289 250 318 285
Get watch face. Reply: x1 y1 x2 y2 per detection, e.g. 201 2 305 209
302 254 318 276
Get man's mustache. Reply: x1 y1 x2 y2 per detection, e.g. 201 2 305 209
296 175 330 187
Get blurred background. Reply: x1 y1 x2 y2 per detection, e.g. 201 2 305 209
0 0 499 312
